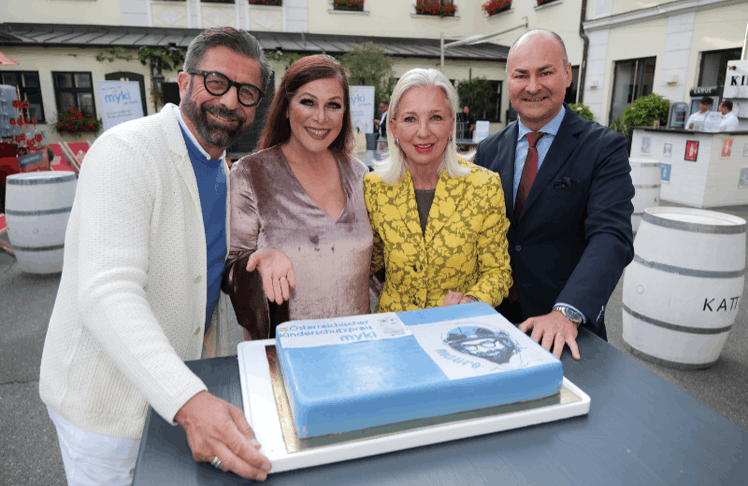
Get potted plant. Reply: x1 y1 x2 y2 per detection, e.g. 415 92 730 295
333 0 364 11
619 93 670 154
415 0 457 18
482 0 511 16
568 102 594 121
248 0 282 5
54 107 102 137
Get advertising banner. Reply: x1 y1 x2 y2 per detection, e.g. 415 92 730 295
349 86 376 135
95 81 144 132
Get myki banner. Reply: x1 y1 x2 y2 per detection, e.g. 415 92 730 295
349 86 376 134
95 81 144 132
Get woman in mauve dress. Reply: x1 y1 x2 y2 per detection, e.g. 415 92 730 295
223 55 373 340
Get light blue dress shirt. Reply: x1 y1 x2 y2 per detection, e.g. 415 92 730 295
514 106 586 324
512 105 566 203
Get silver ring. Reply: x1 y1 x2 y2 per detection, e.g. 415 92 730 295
556 332 565 339
211 456 223 470
280 276 287 281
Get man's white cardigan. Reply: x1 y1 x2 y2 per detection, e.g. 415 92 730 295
40 104 232 440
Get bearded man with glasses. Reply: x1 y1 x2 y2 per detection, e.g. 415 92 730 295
39 27 274 484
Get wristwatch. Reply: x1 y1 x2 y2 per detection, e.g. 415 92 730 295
552 304 584 327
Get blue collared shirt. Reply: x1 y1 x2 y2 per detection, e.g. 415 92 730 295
513 106 586 324
512 105 566 203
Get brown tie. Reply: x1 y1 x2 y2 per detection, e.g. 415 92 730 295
515 131 547 220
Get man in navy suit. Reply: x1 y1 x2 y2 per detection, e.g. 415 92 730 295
474 29 634 360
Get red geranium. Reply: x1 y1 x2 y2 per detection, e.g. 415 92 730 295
54 107 102 136
415 0 457 17
482 0 512 16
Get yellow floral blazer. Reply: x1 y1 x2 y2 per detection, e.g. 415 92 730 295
364 160 512 313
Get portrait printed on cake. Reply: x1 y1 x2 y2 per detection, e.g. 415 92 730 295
408 315 559 380
443 326 519 366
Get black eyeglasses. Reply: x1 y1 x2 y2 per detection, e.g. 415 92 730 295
188 70 264 107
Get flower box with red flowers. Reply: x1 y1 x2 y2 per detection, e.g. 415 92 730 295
248 0 281 5
415 0 457 18
54 108 102 136
482 0 512 16
333 0 364 11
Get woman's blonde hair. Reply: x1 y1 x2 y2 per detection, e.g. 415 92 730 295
374 68 470 184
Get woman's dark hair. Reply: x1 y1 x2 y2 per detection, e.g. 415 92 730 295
259 55 353 154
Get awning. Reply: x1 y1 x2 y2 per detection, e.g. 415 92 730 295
0 50 19 65
0 22 509 62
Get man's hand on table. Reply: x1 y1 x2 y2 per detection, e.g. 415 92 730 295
175 391 271 481
518 310 581 360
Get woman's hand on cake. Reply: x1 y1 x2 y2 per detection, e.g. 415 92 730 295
247 249 297 304
175 391 272 481
443 292 477 306
519 313 581 360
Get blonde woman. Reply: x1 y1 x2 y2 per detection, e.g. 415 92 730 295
365 68 512 312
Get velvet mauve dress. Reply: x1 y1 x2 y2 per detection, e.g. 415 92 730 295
226 145 373 338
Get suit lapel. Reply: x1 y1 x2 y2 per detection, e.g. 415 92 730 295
522 108 581 217
498 123 519 225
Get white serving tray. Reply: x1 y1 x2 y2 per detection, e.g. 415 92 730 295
238 339 590 474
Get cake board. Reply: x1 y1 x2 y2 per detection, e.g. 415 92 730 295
238 339 590 474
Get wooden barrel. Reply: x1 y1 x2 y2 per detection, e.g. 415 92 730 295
4 171 77 274
629 158 661 232
622 207 746 369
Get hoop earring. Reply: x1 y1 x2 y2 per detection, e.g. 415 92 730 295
448 135 453 142
395 139 400 146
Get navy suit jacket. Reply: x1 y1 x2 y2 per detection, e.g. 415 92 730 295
474 106 635 339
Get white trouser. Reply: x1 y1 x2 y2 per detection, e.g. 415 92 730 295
47 406 140 486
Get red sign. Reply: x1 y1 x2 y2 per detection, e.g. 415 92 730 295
685 140 699 161
722 138 733 158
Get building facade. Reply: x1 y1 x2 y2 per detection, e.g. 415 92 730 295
2 0 746 147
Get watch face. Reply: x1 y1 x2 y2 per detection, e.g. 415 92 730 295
555 306 582 324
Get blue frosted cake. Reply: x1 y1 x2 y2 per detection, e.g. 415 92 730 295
275 302 563 439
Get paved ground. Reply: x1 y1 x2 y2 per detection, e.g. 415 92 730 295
1 202 746 485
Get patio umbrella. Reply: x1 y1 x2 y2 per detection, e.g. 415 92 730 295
0 51 19 66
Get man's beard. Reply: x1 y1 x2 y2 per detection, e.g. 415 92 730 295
181 84 252 149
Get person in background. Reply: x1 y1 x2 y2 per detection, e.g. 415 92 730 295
39 27 273 484
374 100 389 138
225 55 372 340
365 68 512 313
686 96 714 130
474 29 635 360
458 105 476 140
719 100 739 131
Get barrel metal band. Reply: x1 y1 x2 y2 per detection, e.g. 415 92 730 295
11 243 65 252
622 342 719 370
5 206 73 217
633 254 745 279
633 184 660 189
623 304 733 335
7 174 77 185
641 211 746 234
